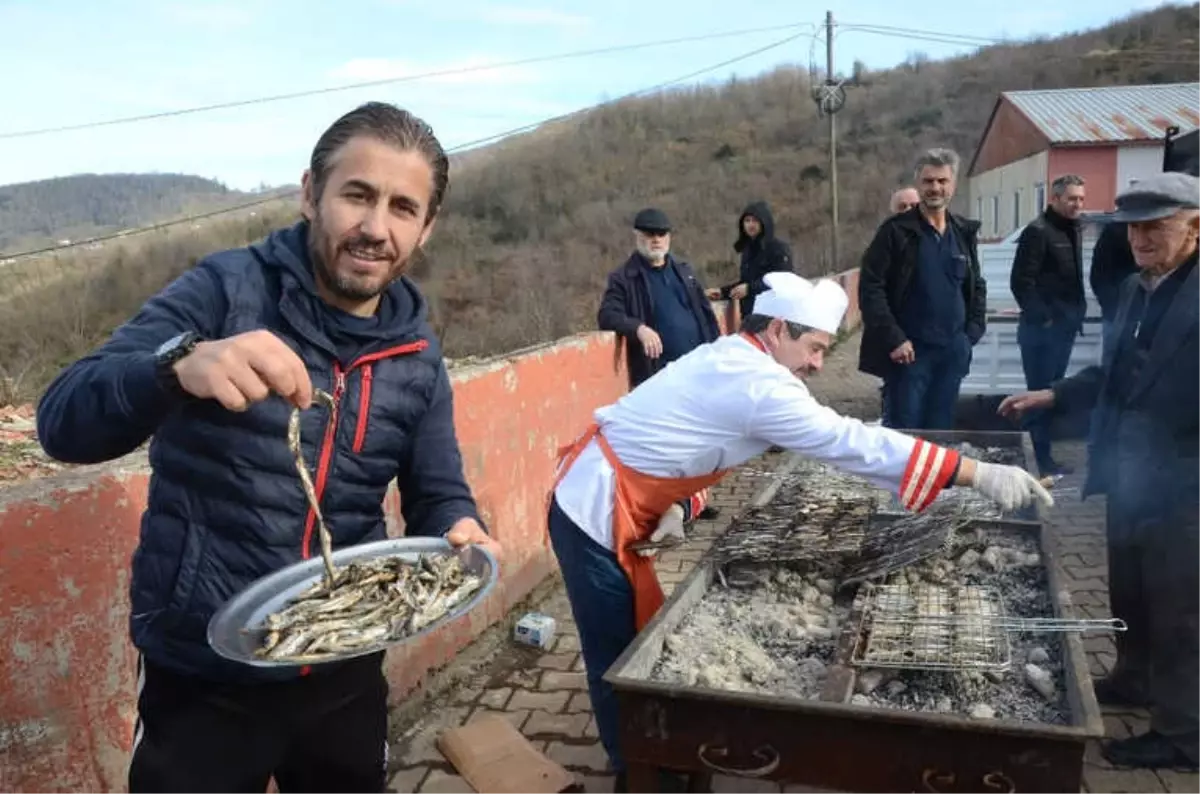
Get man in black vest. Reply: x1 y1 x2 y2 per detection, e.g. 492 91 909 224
1009 173 1087 475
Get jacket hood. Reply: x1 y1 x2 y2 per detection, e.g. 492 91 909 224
734 200 776 253
253 219 430 340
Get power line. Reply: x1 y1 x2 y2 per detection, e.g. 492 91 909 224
0 23 816 140
0 30 807 262
838 23 1005 46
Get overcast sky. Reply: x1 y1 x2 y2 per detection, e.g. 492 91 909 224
0 0 1178 191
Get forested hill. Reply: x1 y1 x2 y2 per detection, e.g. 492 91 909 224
0 173 279 252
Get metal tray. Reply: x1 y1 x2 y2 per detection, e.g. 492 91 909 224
207 537 498 668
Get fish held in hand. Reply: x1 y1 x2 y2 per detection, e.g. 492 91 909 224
251 553 485 664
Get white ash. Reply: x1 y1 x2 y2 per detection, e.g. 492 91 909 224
854 526 1069 726
649 566 849 699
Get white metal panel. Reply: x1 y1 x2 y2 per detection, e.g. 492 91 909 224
968 151 1048 238
961 316 1104 396
1116 145 1166 188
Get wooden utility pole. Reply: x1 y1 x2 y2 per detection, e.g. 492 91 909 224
826 10 839 273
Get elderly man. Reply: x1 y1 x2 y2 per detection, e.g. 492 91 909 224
858 148 987 430
1001 171 1199 771
1009 174 1088 475
36 102 498 792
598 207 720 390
553 272 1053 793
889 186 920 215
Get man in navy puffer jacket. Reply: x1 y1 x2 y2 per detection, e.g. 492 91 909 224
36 101 500 793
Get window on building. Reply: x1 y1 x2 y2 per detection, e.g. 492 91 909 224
991 195 1000 236
975 197 983 222
1034 182 1046 213
1013 190 1022 230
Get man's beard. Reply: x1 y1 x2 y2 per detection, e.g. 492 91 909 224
308 218 403 302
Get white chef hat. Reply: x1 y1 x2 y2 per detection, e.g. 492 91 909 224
751 272 848 335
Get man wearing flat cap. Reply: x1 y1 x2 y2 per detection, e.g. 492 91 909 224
1002 171 1200 771
598 208 721 390
556 272 1054 792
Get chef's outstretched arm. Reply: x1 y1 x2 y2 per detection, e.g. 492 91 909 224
747 380 1053 513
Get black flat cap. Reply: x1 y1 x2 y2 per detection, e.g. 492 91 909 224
633 207 671 233
1110 171 1199 222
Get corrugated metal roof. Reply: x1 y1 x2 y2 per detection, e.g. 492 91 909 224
1003 82 1200 144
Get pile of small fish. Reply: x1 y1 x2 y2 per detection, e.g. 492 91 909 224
253 552 484 663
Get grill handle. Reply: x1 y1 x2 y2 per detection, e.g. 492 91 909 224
696 743 780 778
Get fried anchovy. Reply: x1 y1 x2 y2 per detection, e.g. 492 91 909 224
252 553 485 664
289 388 338 588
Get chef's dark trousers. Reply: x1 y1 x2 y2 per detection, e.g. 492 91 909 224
1017 318 1076 469
128 651 389 792
547 495 634 773
1106 498 1199 762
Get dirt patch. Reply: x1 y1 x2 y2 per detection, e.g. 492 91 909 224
807 328 881 421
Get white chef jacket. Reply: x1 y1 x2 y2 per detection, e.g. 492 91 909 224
553 333 959 551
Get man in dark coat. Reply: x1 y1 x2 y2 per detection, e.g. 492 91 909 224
858 148 987 430
1090 219 1139 357
714 201 795 321
1009 173 1088 474
597 208 720 390
1001 171 1199 771
35 102 500 792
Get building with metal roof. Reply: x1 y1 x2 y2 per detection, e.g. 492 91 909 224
967 82 1200 241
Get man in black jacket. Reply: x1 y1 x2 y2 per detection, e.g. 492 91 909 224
1091 218 1138 356
713 201 795 321
597 208 721 390
857 148 987 430
36 102 499 792
1009 174 1087 474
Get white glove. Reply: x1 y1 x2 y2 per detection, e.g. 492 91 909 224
637 504 686 558
971 462 1055 512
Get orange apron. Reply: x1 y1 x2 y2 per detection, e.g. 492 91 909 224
551 425 730 630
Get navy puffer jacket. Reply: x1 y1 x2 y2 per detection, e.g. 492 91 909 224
36 220 483 684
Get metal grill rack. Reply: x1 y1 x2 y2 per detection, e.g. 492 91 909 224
850 583 1127 673
838 506 968 587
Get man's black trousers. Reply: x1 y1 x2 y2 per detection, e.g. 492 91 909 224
128 652 389 793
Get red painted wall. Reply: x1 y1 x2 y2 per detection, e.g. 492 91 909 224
0 277 862 792
1047 146 1118 212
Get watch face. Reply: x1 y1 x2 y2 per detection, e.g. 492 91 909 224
156 332 189 358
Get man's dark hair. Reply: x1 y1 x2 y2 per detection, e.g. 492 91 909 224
309 101 450 223
740 313 815 339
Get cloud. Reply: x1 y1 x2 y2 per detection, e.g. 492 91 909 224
328 56 542 86
479 6 591 28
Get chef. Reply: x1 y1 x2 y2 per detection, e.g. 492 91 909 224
546 271 1053 791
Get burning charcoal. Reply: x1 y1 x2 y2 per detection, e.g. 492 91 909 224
957 549 981 568
855 669 886 695
969 703 996 720
1027 646 1049 665
817 594 834 609
801 585 822 603
885 679 907 697
815 578 835 595
983 670 1006 684
1024 663 1056 701
851 694 871 706
807 626 834 642
980 546 1005 572
935 696 953 712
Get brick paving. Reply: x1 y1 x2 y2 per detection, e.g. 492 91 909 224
386 445 1197 793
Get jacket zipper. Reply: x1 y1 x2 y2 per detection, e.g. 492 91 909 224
353 366 373 453
299 339 431 562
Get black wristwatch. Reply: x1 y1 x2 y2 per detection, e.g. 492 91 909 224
154 331 201 397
